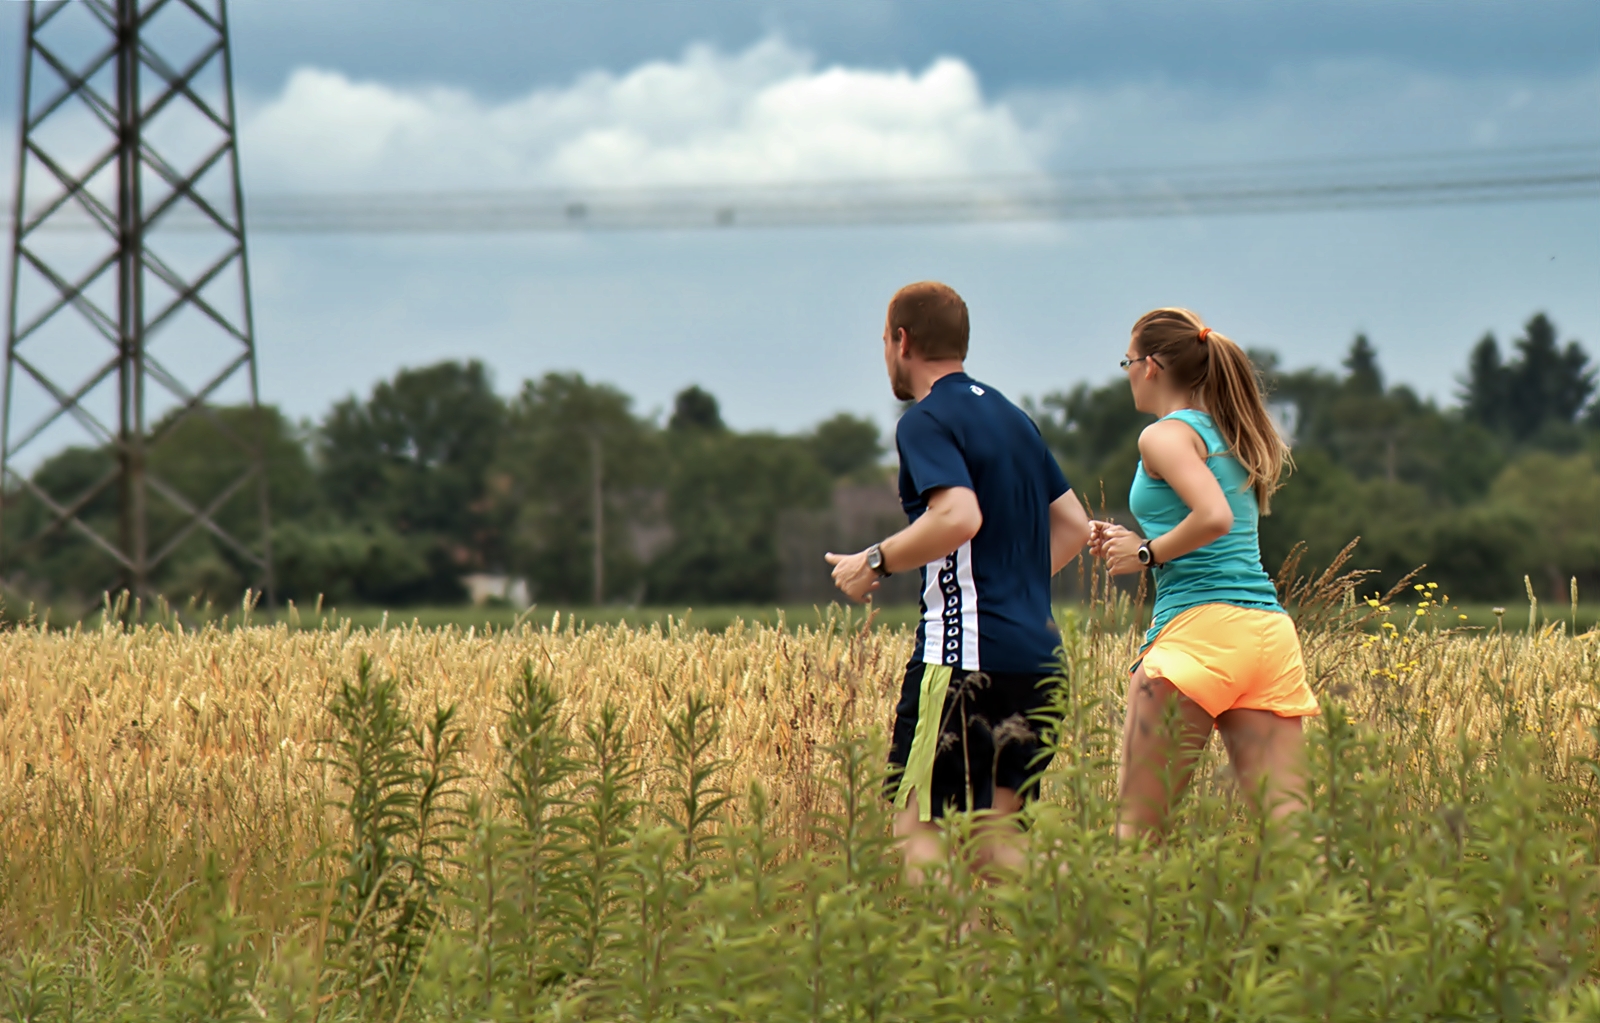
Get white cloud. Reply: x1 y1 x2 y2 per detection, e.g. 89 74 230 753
240 38 1041 191
235 43 1599 200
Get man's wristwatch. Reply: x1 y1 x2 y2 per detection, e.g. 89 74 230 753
866 543 891 577
1137 540 1162 570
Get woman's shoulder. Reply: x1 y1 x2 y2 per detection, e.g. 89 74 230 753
1149 409 1225 455
1139 415 1208 451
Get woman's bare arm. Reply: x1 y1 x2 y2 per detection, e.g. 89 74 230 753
1091 419 1233 575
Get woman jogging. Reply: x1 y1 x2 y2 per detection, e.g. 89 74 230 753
1089 307 1317 838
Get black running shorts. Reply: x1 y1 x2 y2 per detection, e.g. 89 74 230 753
886 662 1059 822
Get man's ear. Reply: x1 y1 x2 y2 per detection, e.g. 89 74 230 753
897 328 913 361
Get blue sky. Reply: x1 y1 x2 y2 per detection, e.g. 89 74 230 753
3 0 1597 439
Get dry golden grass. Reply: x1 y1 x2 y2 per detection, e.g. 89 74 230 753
0 606 1594 946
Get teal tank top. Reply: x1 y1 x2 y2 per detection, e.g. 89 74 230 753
1128 409 1284 648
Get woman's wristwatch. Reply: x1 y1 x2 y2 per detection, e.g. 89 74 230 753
1137 539 1162 569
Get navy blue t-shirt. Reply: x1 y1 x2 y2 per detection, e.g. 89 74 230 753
897 372 1071 674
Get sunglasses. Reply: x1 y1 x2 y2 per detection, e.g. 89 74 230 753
1119 354 1162 370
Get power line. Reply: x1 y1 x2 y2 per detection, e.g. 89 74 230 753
6 142 1599 235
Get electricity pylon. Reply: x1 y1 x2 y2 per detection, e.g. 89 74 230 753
2 0 272 604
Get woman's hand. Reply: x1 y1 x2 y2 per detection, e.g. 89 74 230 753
1089 520 1146 576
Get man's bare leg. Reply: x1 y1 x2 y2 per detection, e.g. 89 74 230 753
893 807 944 886
893 786 1026 884
979 786 1026 874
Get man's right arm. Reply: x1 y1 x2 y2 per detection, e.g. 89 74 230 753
878 486 982 572
825 486 979 602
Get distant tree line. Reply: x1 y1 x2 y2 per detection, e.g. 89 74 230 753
1033 313 1600 601
4 312 1595 609
2 365 885 610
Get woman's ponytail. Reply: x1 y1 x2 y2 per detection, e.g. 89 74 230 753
1198 331 1291 512
1130 308 1292 512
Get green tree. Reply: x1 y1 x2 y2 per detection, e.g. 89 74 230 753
1025 380 1147 511
1486 450 1600 600
1506 314 1594 439
1342 334 1383 396
647 431 830 603
490 373 660 603
1269 337 1504 505
807 413 884 480
1462 333 1508 432
1461 314 1594 442
317 361 506 601
272 521 432 607
668 386 725 433
319 360 504 536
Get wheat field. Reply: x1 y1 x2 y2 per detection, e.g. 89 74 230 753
0 598 1594 947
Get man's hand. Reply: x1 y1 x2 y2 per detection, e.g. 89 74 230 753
1090 520 1146 576
825 549 881 603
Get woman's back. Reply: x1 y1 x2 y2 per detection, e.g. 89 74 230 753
1129 408 1281 643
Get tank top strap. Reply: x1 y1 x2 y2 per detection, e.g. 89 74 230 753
1161 408 1226 456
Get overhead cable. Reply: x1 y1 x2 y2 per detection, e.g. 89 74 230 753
8 142 1598 235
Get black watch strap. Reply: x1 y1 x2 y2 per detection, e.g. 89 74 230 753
1138 540 1161 569
867 543 891 577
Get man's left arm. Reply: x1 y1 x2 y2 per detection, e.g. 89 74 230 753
826 486 982 602
1049 489 1091 574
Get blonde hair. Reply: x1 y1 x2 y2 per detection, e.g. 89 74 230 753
1131 307 1292 513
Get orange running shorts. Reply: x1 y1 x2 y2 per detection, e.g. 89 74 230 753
1137 604 1319 719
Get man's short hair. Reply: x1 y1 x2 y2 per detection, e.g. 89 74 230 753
888 282 969 360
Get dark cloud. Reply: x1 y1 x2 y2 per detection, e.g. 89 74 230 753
2 0 1596 109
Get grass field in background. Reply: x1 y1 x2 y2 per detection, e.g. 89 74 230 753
13 595 1600 635
304 600 1599 635
271 600 928 634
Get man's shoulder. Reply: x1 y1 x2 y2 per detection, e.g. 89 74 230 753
899 375 1031 439
944 375 1026 418
917 374 1005 418
895 397 946 441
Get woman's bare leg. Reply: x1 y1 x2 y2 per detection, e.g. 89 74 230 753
1117 667 1215 840
1216 709 1307 819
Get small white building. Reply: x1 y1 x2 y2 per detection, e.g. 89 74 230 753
461 573 531 609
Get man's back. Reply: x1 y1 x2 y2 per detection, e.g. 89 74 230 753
896 371 1070 673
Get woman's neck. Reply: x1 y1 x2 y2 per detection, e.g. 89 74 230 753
1151 392 1206 418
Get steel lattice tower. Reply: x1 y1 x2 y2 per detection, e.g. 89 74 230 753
3 0 271 604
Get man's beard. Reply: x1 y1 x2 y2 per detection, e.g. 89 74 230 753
889 359 914 401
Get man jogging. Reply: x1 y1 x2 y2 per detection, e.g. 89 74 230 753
827 281 1090 874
